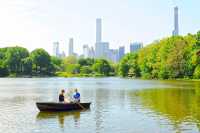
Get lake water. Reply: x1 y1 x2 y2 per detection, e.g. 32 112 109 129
0 77 200 133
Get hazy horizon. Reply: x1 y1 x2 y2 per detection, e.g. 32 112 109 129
0 0 200 55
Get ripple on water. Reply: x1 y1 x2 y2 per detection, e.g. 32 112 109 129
0 78 200 133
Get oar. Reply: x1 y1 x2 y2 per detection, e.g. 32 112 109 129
76 102 86 110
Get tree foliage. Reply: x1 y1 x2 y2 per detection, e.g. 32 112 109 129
119 31 200 79
30 48 51 74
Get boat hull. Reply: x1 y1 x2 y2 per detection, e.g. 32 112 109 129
36 102 91 111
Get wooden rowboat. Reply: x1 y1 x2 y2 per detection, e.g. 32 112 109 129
36 102 91 111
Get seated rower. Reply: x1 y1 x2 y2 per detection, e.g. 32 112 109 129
73 88 80 103
59 89 65 102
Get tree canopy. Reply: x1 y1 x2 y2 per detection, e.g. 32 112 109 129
119 31 200 79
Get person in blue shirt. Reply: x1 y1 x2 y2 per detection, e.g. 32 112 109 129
73 88 80 102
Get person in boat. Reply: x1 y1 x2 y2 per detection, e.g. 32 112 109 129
73 88 80 103
59 89 65 102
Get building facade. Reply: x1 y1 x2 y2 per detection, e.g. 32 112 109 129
108 49 119 63
130 42 143 52
53 42 60 57
96 18 102 43
83 44 90 58
118 46 125 60
172 6 179 36
68 38 74 56
95 18 103 58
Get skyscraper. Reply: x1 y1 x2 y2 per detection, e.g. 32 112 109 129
130 42 143 52
83 45 95 58
68 38 74 56
96 18 102 43
118 46 125 60
83 44 90 58
107 49 119 63
95 18 106 58
53 42 60 57
172 6 179 36
89 47 95 58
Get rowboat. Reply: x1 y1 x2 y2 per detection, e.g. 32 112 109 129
36 102 91 111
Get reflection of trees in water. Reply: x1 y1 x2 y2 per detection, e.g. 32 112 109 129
94 88 126 133
37 111 81 128
129 86 200 132
94 88 108 133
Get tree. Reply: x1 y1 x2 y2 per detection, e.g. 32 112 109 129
78 58 94 66
193 65 200 79
119 53 140 77
22 57 32 74
65 64 80 74
92 59 111 76
80 66 92 74
30 48 51 74
0 65 8 77
51 56 62 71
0 48 8 77
5 47 29 73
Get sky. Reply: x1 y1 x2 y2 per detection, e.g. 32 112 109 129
0 0 200 55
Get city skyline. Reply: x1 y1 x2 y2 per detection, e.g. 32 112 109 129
0 0 200 55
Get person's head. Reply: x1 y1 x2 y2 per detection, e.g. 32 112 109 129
61 89 65 94
75 88 78 93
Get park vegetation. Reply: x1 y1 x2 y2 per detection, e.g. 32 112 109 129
0 31 200 79
0 47 116 77
118 31 200 79
56 56 116 77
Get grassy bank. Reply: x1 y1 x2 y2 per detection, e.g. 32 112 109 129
55 72 107 78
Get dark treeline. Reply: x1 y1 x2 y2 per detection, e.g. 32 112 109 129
0 47 55 77
118 31 200 79
0 47 116 77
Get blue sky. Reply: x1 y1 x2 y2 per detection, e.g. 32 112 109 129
0 0 199 55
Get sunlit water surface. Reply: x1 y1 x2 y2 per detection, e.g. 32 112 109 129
0 77 200 133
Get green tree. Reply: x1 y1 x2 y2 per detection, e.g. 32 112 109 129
193 65 200 79
0 65 8 77
51 56 63 71
92 59 111 76
65 64 80 74
119 53 140 77
78 58 94 66
80 66 92 74
30 48 51 74
22 57 32 74
5 47 29 73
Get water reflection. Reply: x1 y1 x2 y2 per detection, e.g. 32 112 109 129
36 111 82 128
131 87 200 132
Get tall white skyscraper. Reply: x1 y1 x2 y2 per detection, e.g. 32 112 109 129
53 42 60 57
95 18 109 58
90 47 95 58
96 18 102 43
172 6 179 36
83 45 95 58
68 38 74 56
95 18 102 58
83 44 90 58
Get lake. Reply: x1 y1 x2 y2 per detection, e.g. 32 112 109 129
0 77 200 133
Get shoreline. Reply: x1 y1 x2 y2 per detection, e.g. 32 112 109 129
1 74 200 81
